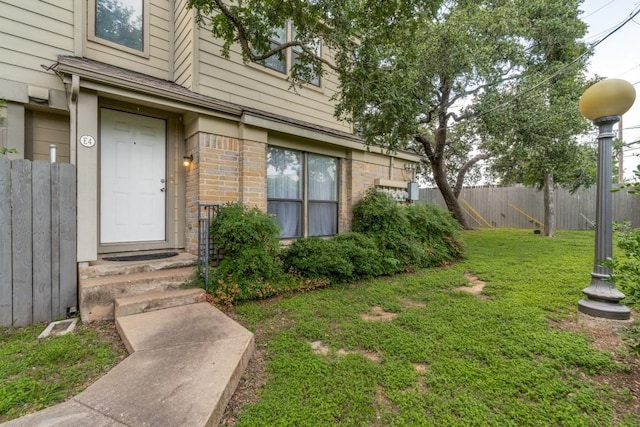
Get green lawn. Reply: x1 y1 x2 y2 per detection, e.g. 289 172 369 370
229 229 639 426
0 322 125 422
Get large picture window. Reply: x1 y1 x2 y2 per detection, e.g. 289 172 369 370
95 0 144 51
267 147 338 238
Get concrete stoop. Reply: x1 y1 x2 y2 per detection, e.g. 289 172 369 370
79 252 198 322
2 299 255 427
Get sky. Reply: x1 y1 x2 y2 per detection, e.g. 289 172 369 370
581 0 640 180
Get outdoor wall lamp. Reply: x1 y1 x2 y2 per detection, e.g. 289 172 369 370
577 78 635 320
183 154 193 168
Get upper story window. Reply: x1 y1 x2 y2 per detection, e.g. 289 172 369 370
90 0 149 55
258 22 322 87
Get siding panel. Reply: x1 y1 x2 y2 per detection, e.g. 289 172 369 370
0 1 74 89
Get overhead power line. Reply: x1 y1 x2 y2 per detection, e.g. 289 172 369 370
471 4 640 122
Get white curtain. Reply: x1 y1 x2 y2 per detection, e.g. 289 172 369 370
308 155 337 236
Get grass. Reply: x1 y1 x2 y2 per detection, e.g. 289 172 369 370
0 322 125 422
228 229 639 426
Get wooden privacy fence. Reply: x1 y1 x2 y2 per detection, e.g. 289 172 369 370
0 158 77 327
419 185 640 230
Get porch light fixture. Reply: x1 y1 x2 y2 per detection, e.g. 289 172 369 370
183 154 193 168
577 78 635 320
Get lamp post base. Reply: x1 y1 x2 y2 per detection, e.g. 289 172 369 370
577 298 631 320
577 311 634 330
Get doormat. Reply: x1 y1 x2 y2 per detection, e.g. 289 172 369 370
103 251 179 262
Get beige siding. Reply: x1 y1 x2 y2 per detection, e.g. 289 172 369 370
173 0 195 88
25 110 71 163
0 1 74 90
196 30 351 133
85 0 171 79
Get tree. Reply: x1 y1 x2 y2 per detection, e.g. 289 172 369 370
475 0 592 236
188 0 590 229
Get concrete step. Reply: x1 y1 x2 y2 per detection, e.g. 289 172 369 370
80 267 196 322
79 251 197 279
114 288 206 319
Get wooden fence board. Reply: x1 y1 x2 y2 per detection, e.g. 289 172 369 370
11 160 33 327
0 157 12 326
31 162 52 323
59 163 77 315
51 164 61 320
0 159 77 327
420 186 640 230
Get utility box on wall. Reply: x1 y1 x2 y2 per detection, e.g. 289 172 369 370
407 181 419 201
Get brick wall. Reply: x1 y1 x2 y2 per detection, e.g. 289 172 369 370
184 132 267 253
184 130 414 252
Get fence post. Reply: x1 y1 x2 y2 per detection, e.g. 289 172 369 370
0 157 12 326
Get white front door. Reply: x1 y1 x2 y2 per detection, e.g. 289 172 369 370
100 108 166 244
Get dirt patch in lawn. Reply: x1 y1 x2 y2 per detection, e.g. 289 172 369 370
309 340 382 363
361 306 398 322
455 273 488 299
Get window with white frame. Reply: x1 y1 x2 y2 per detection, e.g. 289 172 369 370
259 22 321 87
267 146 338 238
95 0 144 51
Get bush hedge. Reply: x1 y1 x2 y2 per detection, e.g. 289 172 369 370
208 191 465 308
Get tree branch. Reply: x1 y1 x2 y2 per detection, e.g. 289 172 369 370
415 135 435 161
454 153 489 198
210 0 336 70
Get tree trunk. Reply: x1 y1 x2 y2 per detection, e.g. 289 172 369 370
543 171 555 237
431 157 470 229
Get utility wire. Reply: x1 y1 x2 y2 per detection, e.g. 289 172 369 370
470 4 640 122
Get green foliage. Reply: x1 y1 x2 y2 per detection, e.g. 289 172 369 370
352 189 463 271
605 221 640 310
188 0 591 226
331 233 386 279
283 233 385 282
619 321 640 356
230 230 636 426
212 202 281 257
0 323 124 422
0 148 17 156
211 196 464 302
283 237 354 281
405 203 464 262
211 203 284 293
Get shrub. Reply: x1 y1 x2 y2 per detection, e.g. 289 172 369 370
283 233 387 282
351 189 463 271
607 221 640 310
331 233 386 278
211 203 284 290
405 203 465 262
283 237 354 282
212 202 281 257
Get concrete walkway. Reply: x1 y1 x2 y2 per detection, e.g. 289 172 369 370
3 296 254 427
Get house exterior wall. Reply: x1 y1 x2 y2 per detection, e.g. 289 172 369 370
25 110 71 163
86 0 171 80
0 0 74 92
195 24 350 133
173 0 196 88
0 0 420 262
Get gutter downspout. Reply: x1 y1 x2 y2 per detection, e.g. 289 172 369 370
69 74 79 165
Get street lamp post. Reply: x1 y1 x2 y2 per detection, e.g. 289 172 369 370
578 78 636 320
